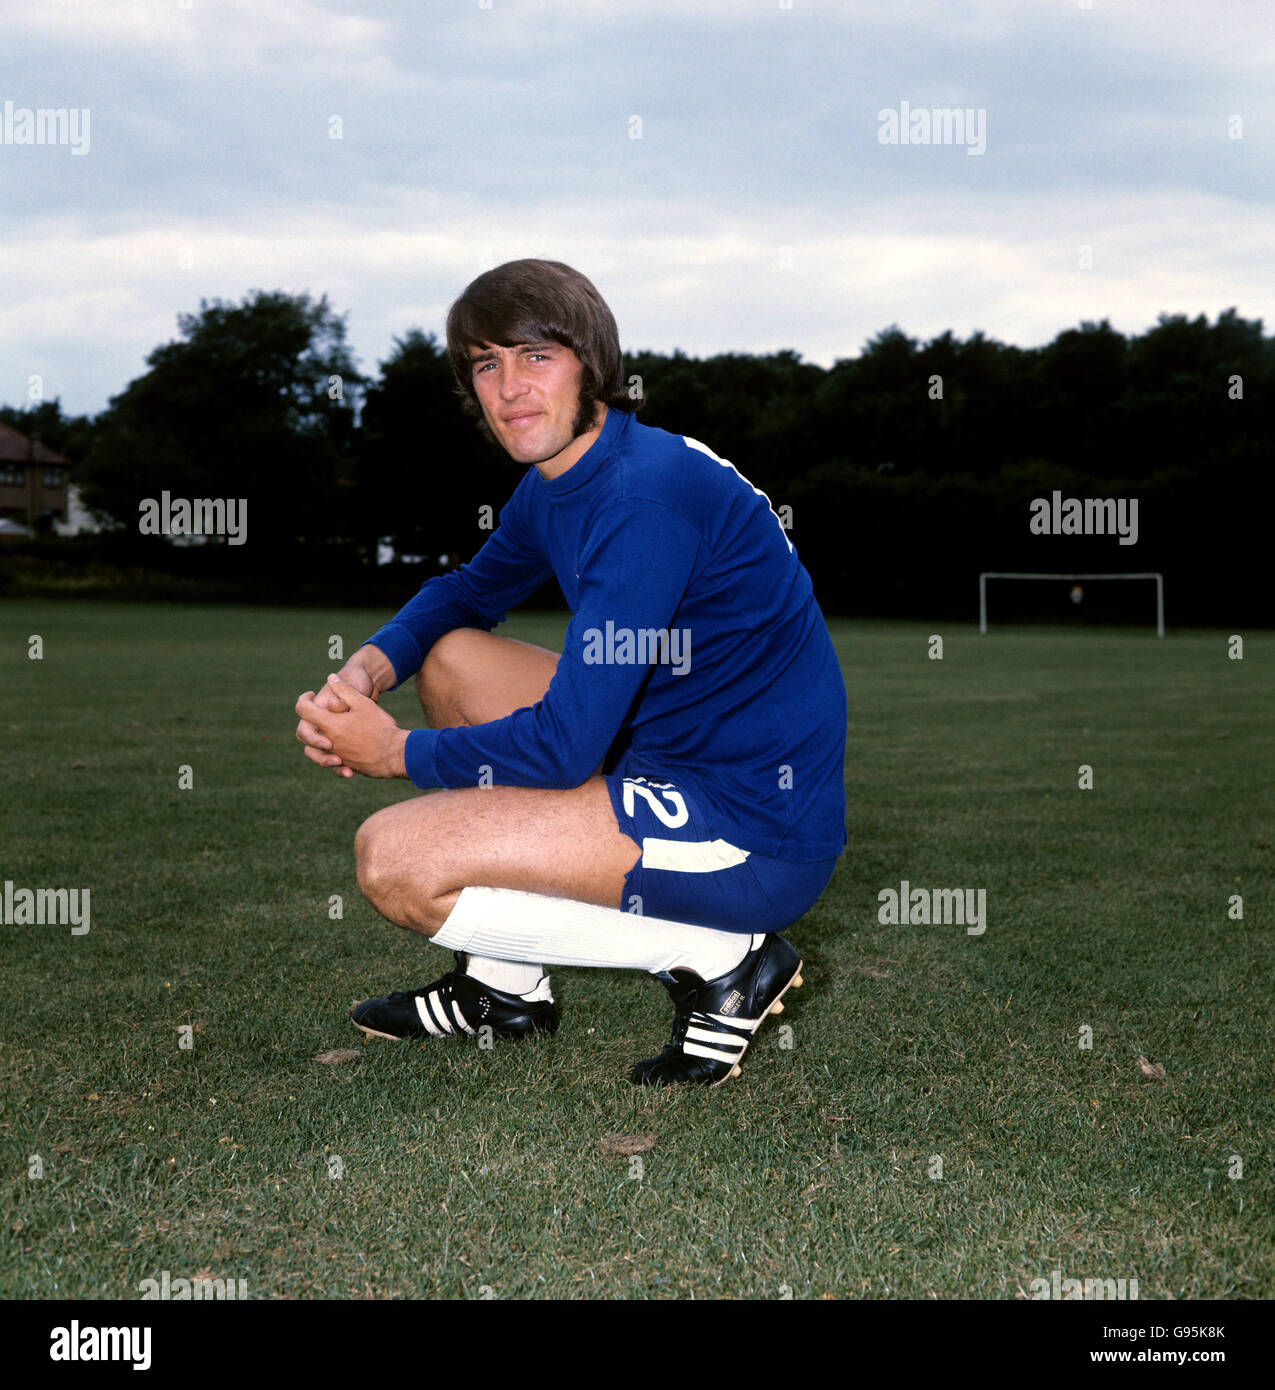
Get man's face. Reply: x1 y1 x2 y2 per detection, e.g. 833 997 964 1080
468 340 602 475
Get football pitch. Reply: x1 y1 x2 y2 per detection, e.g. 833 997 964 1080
1 600 1270 1300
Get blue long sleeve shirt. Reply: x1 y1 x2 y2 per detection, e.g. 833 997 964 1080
364 406 847 861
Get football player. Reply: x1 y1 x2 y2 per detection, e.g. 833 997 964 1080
295 259 846 1086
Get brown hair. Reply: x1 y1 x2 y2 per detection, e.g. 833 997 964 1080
446 259 638 442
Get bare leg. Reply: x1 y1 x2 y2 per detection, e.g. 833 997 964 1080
356 780 641 934
415 627 560 728
356 628 640 933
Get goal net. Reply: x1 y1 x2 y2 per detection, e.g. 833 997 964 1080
979 572 1164 636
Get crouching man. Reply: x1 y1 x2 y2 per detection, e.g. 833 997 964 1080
295 258 846 1086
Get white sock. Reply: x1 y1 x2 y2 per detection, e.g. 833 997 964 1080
432 886 759 980
462 953 552 1000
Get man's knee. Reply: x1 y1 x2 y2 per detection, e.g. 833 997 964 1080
417 628 483 726
354 809 390 899
354 807 442 933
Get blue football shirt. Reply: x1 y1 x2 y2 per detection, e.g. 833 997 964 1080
364 406 847 861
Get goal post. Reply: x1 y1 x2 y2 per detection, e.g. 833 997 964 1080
979 572 1164 637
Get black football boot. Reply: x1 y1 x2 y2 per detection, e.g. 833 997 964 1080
630 933 803 1087
350 952 559 1041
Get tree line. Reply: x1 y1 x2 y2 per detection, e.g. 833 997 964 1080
2 290 1269 623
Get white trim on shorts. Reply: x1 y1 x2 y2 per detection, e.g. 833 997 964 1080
640 837 751 873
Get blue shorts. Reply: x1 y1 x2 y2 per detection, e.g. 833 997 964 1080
604 772 838 934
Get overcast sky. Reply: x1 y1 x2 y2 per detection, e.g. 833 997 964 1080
2 0 1272 416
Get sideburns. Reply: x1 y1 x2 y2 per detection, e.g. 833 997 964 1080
572 373 600 437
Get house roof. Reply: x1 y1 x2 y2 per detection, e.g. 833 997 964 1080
0 422 74 466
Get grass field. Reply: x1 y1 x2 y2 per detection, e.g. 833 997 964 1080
1 600 1271 1300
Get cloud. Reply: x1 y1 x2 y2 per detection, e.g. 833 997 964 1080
1 0 1271 412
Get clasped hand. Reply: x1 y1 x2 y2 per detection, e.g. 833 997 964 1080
295 674 407 779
